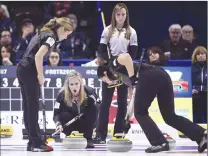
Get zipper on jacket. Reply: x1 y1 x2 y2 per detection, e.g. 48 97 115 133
74 100 80 115
201 67 204 91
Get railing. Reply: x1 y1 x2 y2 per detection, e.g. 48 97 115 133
16 59 192 66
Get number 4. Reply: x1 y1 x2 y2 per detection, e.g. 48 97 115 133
13 78 19 87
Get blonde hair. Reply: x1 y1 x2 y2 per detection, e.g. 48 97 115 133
191 46 207 63
59 71 87 106
108 3 131 41
41 17 74 32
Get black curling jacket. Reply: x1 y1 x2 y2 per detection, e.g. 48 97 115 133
53 86 101 126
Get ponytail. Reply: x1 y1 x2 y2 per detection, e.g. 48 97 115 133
40 18 60 32
41 17 73 32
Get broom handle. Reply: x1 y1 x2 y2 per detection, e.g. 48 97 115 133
41 85 47 141
125 48 146 120
52 113 84 136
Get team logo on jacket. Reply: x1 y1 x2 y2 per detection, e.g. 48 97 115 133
124 33 130 40
46 37 55 47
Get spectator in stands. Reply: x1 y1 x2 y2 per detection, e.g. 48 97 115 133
14 18 35 59
182 25 194 42
182 25 199 53
69 1 98 58
160 24 192 60
44 1 71 23
0 4 15 34
46 49 62 66
191 46 207 123
146 46 167 66
81 51 104 67
0 29 12 46
67 14 77 31
60 14 90 59
0 44 16 66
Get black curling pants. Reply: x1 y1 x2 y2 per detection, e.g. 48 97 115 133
134 67 206 146
60 103 97 139
16 64 42 146
193 91 207 123
96 82 128 139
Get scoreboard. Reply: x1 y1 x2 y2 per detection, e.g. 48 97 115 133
0 66 101 112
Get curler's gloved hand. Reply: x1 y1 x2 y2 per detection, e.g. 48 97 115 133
130 75 139 86
123 119 131 134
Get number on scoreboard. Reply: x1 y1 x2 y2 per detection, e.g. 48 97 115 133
56 78 62 88
13 78 19 87
45 78 51 87
2 78 8 87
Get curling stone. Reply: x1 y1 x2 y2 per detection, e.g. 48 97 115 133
62 131 87 149
107 133 133 152
163 133 176 150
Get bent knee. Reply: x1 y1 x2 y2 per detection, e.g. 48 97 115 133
118 53 131 60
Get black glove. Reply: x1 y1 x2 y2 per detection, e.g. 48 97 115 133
130 75 138 86
123 119 131 134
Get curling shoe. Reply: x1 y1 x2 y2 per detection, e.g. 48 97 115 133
86 139 95 148
145 143 169 153
198 130 207 153
92 136 106 144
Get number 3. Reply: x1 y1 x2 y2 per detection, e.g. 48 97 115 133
2 78 8 87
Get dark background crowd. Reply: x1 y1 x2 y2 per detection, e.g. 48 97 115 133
0 1 207 123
